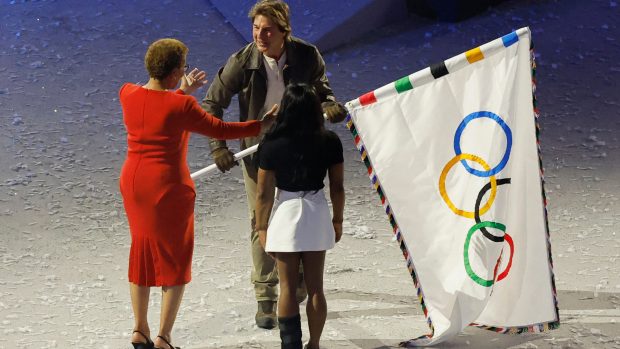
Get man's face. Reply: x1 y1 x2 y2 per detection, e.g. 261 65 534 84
252 14 286 58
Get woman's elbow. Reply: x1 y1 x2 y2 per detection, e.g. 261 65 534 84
256 187 274 204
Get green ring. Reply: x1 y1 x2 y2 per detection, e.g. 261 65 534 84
464 221 506 287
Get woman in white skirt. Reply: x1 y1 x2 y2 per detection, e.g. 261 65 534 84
255 83 345 349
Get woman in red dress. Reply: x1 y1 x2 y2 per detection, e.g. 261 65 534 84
120 38 276 349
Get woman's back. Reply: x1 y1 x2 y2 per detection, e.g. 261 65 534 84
120 82 261 191
120 83 196 191
259 131 343 192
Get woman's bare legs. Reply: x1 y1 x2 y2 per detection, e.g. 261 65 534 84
276 252 303 348
301 251 326 349
130 283 152 343
153 285 185 349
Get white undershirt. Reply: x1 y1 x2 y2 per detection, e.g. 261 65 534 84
262 52 287 118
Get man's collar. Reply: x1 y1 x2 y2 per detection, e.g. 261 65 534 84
247 44 263 70
247 38 298 70
263 51 287 70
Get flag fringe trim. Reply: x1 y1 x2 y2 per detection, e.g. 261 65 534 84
529 35 561 332
346 115 436 338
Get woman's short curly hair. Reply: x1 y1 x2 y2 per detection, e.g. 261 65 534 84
144 38 188 80
248 0 291 41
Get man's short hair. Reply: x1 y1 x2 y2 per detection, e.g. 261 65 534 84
248 0 292 41
144 38 188 80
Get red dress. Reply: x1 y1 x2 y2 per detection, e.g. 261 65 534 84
119 83 260 286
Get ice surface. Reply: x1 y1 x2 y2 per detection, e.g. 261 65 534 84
0 0 619 347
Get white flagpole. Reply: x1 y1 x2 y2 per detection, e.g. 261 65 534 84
191 113 328 180
190 144 258 180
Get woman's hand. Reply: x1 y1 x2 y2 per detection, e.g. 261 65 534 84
180 68 208 95
333 221 343 243
258 229 268 250
259 104 278 134
258 229 275 259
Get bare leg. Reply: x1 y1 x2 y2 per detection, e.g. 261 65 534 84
275 252 301 317
301 251 326 349
129 282 152 343
153 285 185 349
276 252 303 348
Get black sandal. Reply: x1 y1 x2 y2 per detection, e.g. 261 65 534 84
155 335 180 349
131 330 154 349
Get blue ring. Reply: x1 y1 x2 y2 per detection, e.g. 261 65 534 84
453 111 512 177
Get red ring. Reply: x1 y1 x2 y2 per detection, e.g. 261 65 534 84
496 233 514 281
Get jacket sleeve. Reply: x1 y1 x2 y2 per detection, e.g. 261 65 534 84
309 46 337 104
201 53 245 150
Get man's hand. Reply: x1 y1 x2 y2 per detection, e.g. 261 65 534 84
258 229 275 259
211 147 237 172
258 229 267 249
322 101 348 123
333 221 343 243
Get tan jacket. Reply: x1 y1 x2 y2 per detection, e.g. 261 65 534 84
201 37 337 167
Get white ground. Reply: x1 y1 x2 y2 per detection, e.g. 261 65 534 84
0 0 619 348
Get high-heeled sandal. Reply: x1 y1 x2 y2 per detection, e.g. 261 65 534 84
155 335 180 349
131 330 154 349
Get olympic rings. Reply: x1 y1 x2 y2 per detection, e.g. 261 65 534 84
438 111 514 287
454 111 512 177
439 153 497 218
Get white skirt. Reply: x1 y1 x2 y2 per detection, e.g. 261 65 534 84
265 189 336 252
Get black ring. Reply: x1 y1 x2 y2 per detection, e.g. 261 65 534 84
474 178 511 242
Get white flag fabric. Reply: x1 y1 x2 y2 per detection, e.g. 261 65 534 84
345 27 559 346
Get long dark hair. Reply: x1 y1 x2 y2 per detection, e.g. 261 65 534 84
264 83 324 141
259 83 326 186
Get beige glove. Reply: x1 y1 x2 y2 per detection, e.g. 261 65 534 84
211 147 237 172
322 101 348 123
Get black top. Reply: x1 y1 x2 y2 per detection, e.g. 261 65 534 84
258 131 343 192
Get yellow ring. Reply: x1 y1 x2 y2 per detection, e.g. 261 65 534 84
439 153 497 218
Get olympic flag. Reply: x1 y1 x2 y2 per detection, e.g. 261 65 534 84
345 27 559 346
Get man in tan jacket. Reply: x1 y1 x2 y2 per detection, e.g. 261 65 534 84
201 0 347 329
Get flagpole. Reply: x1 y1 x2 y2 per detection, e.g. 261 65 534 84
190 144 258 180
191 113 329 180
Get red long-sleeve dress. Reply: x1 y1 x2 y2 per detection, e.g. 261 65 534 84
119 83 260 286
